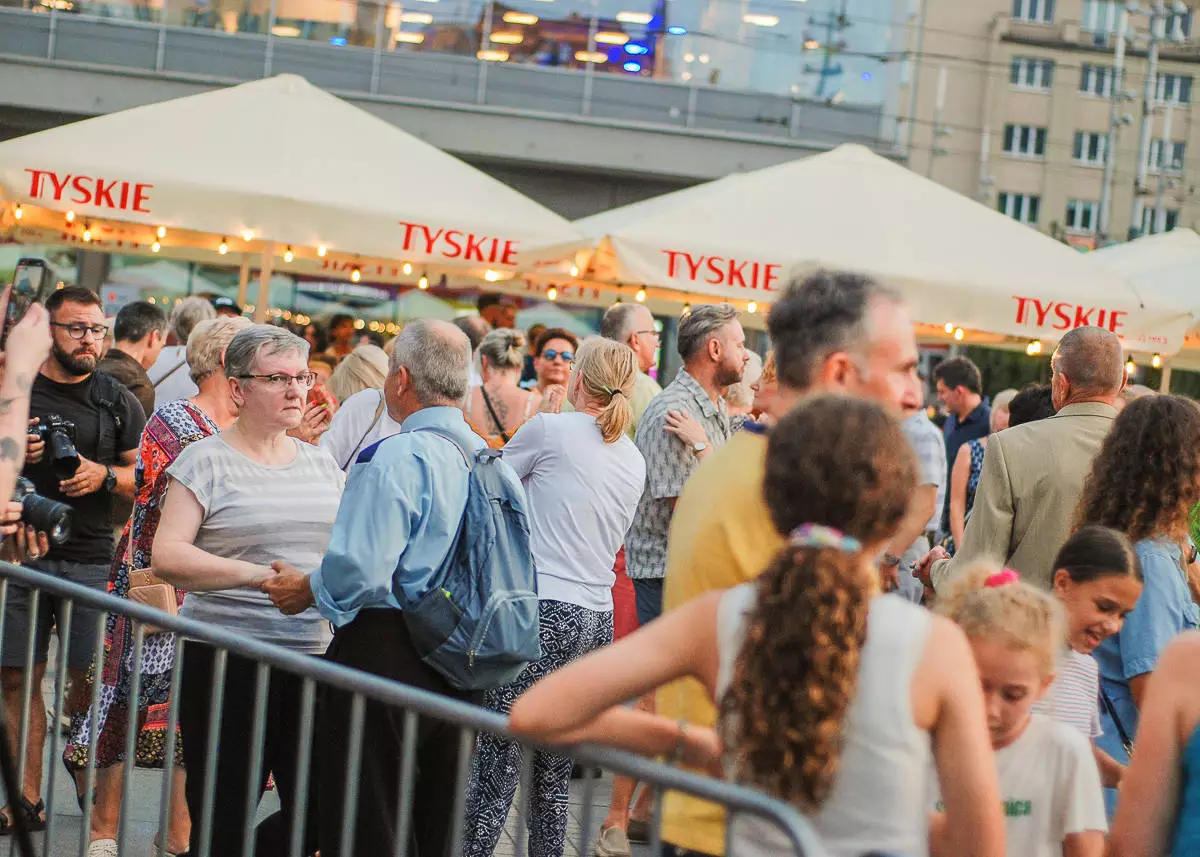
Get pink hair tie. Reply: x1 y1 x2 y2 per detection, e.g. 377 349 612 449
985 568 1021 588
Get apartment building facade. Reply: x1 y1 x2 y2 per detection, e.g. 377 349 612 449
902 0 1200 246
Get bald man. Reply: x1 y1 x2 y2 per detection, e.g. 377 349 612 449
920 326 1126 591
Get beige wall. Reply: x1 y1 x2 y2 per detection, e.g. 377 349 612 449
901 0 1199 243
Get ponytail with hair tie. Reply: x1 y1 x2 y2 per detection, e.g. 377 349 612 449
789 524 861 553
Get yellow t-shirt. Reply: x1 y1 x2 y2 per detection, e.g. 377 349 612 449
658 428 784 855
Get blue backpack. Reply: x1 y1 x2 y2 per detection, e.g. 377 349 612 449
401 428 541 691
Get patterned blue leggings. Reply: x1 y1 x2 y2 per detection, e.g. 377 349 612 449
462 599 614 857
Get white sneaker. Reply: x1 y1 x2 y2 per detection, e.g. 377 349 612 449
86 839 119 857
594 826 632 857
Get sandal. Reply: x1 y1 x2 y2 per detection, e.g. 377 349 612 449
0 795 47 835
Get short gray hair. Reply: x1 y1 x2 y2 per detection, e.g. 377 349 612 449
224 324 310 381
1054 326 1124 395
768 270 902 391
390 319 471 405
170 297 218 344
600 303 649 345
187 316 252 383
677 304 739 362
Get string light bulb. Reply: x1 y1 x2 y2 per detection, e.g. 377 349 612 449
636 288 646 303
241 229 254 242
351 267 362 283
12 205 21 220
569 265 580 277
418 274 429 290
156 226 166 239
547 286 558 301
1025 340 1042 356
1152 353 1163 369
82 224 92 242
152 241 161 253
402 262 413 276
317 245 327 258
1126 358 1137 375
284 246 294 263
944 322 954 334
953 327 964 341
65 210 76 223
218 238 229 255
747 300 758 314
682 302 691 315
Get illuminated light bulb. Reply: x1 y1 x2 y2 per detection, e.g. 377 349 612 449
354 319 366 330
1152 353 1163 369
547 286 558 301
747 300 758 314
241 229 254 242
636 288 646 303
284 246 294 263
317 245 327 258
152 241 161 253
65 210 76 223
148 297 156 305
82 225 92 242
1125 358 1136 375
218 238 229 255
484 269 502 282
944 322 954 334
418 274 429 290
953 327 964 341
402 262 413 275
12 205 22 220
157 226 166 239
351 267 362 283
1025 342 1036 356
682 302 691 315
569 265 580 277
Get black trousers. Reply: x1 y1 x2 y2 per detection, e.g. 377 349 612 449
318 609 479 857
178 641 319 857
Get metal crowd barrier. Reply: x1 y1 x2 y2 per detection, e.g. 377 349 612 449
0 560 822 857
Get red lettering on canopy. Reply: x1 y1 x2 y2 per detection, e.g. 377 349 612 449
660 249 782 291
1011 296 1126 334
22 169 153 214
396 221 521 266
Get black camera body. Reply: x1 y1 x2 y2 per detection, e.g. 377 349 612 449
12 477 73 548
30 415 80 480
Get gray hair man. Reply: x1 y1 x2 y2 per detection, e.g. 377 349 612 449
148 296 218 407
600 302 662 439
264 318 511 857
652 270 924 857
921 325 1126 592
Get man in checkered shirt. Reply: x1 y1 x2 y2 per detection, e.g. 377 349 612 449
626 304 748 626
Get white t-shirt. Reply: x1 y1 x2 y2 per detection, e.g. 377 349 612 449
148 344 198 409
931 714 1106 857
1033 648 1103 739
502 412 645 612
320 388 403 471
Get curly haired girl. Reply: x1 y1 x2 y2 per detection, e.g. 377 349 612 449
508 394 1004 857
1076 395 1200 779
933 565 1107 857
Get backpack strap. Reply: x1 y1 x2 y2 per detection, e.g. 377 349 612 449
340 391 388 471
411 425 473 469
90 372 126 461
152 357 188 389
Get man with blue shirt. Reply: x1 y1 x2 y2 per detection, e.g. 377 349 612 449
263 319 507 857
933 356 989 533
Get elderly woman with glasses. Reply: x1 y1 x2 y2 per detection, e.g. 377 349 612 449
153 325 345 857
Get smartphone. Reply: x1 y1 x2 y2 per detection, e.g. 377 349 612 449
1 258 50 349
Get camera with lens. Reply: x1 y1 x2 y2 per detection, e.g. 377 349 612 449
12 477 73 547
31 415 80 480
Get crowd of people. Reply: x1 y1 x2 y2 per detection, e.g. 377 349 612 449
1 270 1200 857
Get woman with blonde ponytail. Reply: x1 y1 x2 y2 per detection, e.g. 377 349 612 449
508 394 1006 857
462 336 646 857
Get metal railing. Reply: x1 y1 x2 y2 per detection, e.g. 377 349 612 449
0 559 822 857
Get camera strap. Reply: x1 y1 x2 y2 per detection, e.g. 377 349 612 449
89 372 125 462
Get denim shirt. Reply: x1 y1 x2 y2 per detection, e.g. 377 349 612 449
1095 537 1200 763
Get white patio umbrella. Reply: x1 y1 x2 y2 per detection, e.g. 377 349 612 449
574 144 1191 354
0 74 584 321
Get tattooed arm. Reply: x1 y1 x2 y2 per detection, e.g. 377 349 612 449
0 299 52 504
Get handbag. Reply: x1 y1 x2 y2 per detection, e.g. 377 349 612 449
126 569 178 635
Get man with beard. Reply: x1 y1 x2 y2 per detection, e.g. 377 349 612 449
2 286 145 833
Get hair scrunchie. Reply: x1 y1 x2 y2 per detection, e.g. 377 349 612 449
985 568 1021 588
788 524 862 554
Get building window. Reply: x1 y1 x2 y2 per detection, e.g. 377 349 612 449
1141 206 1180 234
1167 7 1194 39
1066 200 1099 233
1081 0 1121 35
1156 73 1193 106
1011 57 1055 90
1012 0 1055 23
1079 64 1114 97
999 192 1041 225
1148 139 1187 172
1003 124 1048 157
1073 131 1109 166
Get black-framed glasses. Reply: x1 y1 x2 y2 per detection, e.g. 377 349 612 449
237 372 317 391
51 322 107 341
541 349 574 362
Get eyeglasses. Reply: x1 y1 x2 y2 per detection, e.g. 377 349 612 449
238 372 317 391
633 329 660 340
51 322 108 341
541 349 574 362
